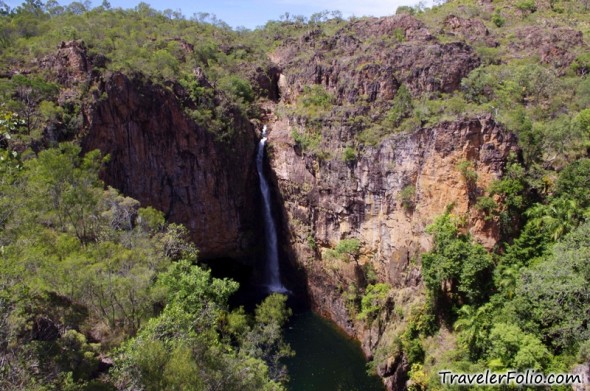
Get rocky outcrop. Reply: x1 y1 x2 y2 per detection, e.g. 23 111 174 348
266 112 518 387
509 26 584 70
81 72 261 259
272 15 480 104
39 40 93 86
443 15 498 47
572 362 590 391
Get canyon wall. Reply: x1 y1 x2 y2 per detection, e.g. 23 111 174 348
266 113 517 388
81 73 261 260
264 14 520 389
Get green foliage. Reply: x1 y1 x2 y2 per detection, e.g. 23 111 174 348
512 221 590 351
0 74 60 139
219 74 255 105
489 159 530 237
571 53 590 76
357 283 391 324
475 195 498 221
290 127 323 156
342 146 357 163
255 293 292 327
491 9 505 27
457 160 478 187
115 265 290 390
555 158 590 208
461 67 496 104
343 283 360 316
384 85 413 128
516 0 537 14
325 238 361 263
455 303 495 360
422 212 494 306
294 85 334 120
399 184 416 212
396 5 416 15
0 143 203 389
488 323 551 371
400 317 426 365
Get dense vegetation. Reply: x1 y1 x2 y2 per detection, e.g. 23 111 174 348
1 0 590 389
0 138 293 390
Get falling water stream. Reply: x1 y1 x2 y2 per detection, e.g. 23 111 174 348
256 126 383 391
256 125 287 293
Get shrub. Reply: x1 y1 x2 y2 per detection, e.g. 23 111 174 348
291 128 322 153
342 146 357 163
358 283 391 324
475 195 498 221
400 185 416 212
385 85 413 128
516 0 537 14
457 160 478 186
422 212 494 305
325 238 361 263
491 9 505 27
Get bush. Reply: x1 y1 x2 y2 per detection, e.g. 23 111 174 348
291 128 322 153
396 5 415 15
422 213 494 305
385 85 413 128
358 283 391 324
491 9 505 27
400 185 416 212
296 85 334 119
516 0 537 14
325 238 361 263
342 146 357 163
457 160 478 186
475 196 498 221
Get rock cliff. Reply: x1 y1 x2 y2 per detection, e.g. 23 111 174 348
266 112 517 388
42 17 519 389
81 72 261 260
260 14 520 388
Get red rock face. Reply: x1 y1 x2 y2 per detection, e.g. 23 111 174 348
510 26 585 70
443 14 498 47
272 14 481 104
39 41 91 86
267 112 519 388
82 72 261 259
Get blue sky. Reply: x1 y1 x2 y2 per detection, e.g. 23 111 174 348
6 0 435 29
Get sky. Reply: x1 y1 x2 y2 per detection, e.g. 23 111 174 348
6 0 435 29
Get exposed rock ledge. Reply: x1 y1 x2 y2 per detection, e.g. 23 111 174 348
267 113 518 388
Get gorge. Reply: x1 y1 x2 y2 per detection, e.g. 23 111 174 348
2 1 590 390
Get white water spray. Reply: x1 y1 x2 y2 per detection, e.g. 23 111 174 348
256 126 287 293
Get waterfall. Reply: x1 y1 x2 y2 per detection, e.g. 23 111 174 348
256 126 287 293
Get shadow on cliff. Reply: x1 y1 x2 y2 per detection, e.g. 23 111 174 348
265 147 312 313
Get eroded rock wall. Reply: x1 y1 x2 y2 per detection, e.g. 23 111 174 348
82 73 261 259
265 112 517 387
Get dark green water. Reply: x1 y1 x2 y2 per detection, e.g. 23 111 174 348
284 311 385 391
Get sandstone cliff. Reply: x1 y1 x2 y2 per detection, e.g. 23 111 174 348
266 112 517 388
81 72 262 260
261 13 520 389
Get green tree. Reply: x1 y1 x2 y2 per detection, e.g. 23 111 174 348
358 283 391 324
385 84 413 128
422 212 494 306
512 221 590 351
487 323 551 371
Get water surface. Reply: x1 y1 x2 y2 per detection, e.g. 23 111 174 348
285 311 385 391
